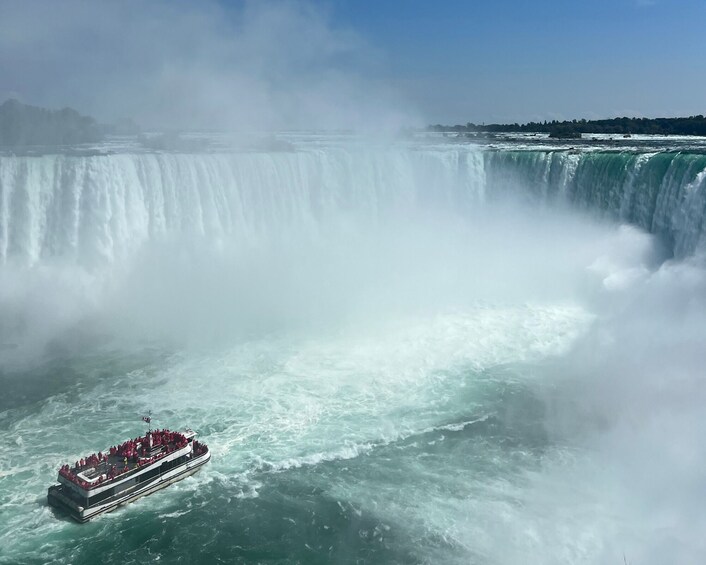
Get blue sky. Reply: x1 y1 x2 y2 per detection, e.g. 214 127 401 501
1 0 704 128
324 0 706 123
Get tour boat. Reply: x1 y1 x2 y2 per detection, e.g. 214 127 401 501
47 422 210 523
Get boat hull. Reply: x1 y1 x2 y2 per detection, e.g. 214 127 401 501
48 450 210 523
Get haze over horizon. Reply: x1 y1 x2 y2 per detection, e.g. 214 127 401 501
1 0 704 131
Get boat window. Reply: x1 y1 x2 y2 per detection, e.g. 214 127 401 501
160 455 187 473
64 486 87 506
139 466 161 482
88 487 115 506
114 478 137 494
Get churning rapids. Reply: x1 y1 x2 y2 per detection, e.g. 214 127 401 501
1 135 706 564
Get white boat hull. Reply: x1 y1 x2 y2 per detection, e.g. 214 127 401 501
48 450 211 523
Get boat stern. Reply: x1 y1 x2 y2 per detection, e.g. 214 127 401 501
47 485 89 523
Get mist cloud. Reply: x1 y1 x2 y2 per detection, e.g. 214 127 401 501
0 0 418 131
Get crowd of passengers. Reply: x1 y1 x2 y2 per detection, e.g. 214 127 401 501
111 429 188 459
57 429 204 490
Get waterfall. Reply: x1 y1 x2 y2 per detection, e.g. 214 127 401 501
484 149 706 256
0 149 487 268
1 147 705 268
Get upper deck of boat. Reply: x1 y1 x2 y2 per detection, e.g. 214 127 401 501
79 443 174 478
59 429 194 490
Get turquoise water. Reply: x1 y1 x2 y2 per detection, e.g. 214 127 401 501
1 139 706 564
1 311 592 564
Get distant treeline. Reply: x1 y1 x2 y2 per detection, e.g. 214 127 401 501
0 99 104 146
429 115 706 136
0 99 140 147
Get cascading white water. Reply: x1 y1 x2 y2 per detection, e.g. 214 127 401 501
2 147 704 273
483 149 706 256
3 143 706 366
0 148 488 268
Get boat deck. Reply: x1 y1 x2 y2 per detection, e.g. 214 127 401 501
60 430 191 490
77 445 168 478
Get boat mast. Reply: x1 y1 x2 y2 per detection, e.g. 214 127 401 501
142 411 152 449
